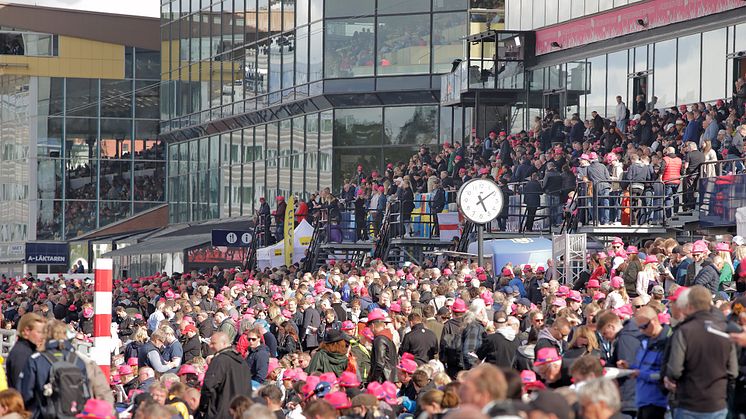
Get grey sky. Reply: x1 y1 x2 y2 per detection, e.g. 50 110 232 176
6 0 160 17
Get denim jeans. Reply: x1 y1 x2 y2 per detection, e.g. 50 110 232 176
595 188 610 225
665 184 679 218
673 408 727 419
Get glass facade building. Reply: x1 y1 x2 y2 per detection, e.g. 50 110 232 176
504 1 746 131
160 0 506 223
0 8 163 275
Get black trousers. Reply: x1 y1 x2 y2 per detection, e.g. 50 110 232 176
637 405 665 419
524 207 537 231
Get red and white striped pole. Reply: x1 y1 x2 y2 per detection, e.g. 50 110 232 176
93 258 113 379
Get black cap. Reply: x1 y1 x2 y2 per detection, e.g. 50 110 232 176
527 391 571 419
323 329 352 344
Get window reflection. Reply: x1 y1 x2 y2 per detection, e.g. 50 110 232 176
702 29 726 101
433 13 467 73
677 34 701 105
324 0 373 18
378 0 429 14
134 161 165 202
377 14 431 75
333 147 381 190
653 39 676 108
325 18 375 78
384 106 438 145
65 201 97 239
37 159 62 200
99 201 132 226
66 159 97 200
333 108 383 146
37 200 62 240
100 159 132 201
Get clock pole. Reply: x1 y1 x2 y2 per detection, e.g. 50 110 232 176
477 223 484 267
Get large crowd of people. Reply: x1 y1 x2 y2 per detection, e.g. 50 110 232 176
6 93 746 419
2 233 746 419
258 92 746 243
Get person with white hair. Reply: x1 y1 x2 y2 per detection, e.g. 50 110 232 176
577 378 622 419
461 299 488 370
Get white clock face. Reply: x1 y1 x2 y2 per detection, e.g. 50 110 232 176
457 178 504 224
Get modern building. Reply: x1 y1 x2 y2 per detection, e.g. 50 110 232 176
502 0 746 130
0 4 164 276
159 0 509 225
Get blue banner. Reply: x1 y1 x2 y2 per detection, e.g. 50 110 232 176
25 242 69 265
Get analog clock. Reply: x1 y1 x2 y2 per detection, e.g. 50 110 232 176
456 178 504 225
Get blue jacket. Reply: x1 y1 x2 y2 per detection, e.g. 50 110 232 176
508 278 527 298
611 320 643 413
683 119 702 143
20 340 89 418
633 325 671 409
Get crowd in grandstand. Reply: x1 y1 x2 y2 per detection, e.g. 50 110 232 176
257 91 746 242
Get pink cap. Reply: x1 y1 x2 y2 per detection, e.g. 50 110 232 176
338 371 361 388
501 267 513 277
669 286 689 302
341 320 355 331
177 364 197 376
324 391 352 410
556 285 569 297
319 372 337 385
716 242 730 252
397 359 418 374
567 290 582 302
611 276 624 288
597 251 608 259
534 347 561 366
593 291 606 301
587 279 600 289
443 268 452 275
367 308 390 323
302 376 321 397
451 298 467 313
520 370 537 383
626 246 639 254
692 242 708 254
361 327 374 341
389 302 401 313
614 304 634 318
552 298 567 308
644 255 659 264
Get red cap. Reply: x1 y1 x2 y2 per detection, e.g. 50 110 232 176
669 286 689 302
183 324 197 334
587 279 600 289
367 308 390 323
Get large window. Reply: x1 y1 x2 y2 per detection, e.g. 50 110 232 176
383 106 438 145
324 0 373 18
325 18 375 78
377 14 431 75
378 0 430 14
333 108 383 146
701 28 727 102
586 55 606 116
433 13 467 74
653 39 677 108
677 34 701 105
606 51 627 115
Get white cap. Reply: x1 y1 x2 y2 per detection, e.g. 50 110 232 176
733 236 745 246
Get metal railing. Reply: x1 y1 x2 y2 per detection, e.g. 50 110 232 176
573 157 746 229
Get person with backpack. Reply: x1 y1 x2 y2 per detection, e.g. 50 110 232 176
19 319 94 419
439 298 467 378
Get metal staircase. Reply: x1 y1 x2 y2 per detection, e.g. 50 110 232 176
302 217 327 273
373 203 393 260
456 220 475 253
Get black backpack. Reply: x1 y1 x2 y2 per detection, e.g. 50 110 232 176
39 351 91 419
625 106 630 120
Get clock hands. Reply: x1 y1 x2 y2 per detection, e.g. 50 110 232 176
476 191 495 213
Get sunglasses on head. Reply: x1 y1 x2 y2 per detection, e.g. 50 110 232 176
638 321 651 330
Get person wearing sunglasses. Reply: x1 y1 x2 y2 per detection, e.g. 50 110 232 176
626 306 670 419
245 328 270 386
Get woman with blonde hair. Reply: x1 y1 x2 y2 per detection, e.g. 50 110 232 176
717 242 735 287
0 389 29 419
564 325 601 361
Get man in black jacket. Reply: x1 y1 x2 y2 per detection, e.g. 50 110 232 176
399 313 438 366
430 179 445 235
693 255 723 295
199 332 252 419
476 314 520 368
523 173 543 232
665 286 738 419
180 324 202 364
367 309 397 383
7 313 45 390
